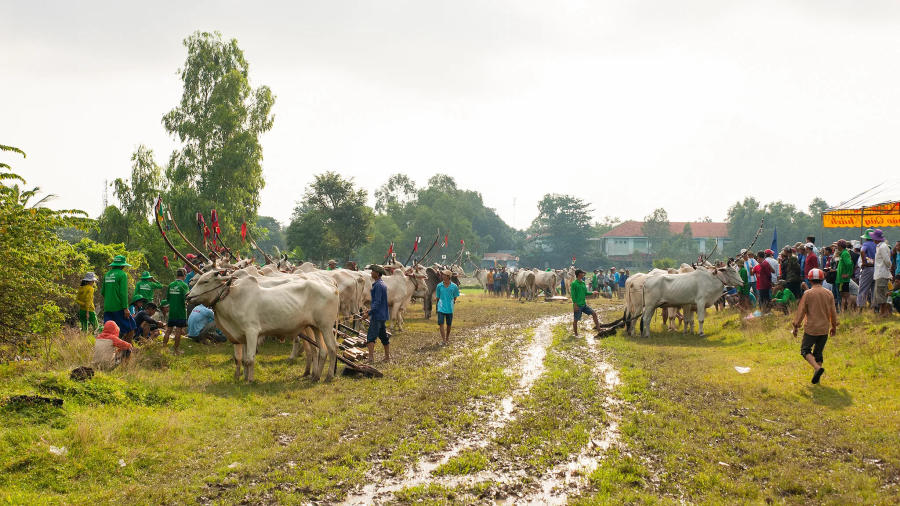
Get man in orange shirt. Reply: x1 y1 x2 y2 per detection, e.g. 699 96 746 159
791 268 838 384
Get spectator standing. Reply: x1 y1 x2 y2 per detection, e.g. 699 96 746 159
738 261 751 310
435 269 460 345
134 271 164 304
617 269 628 298
835 241 854 311
366 265 390 363
806 236 819 259
486 269 495 296
803 243 819 282
499 268 509 298
764 249 779 285
893 240 900 277
755 251 773 311
75 272 99 333
162 269 190 354
857 229 877 309
782 247 802 298
792 269 837 385
743 250 759 301
872 229 893 317
101 255 136 341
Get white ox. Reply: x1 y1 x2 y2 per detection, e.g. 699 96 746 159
514 269 536 301
472 268 489 293
186 268 340 382
532 269 559 297
639 266 743 337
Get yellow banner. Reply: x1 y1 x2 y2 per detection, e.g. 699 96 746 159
823 202 900 228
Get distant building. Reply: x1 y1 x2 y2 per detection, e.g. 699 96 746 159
596 221 729 259
481 251 519 269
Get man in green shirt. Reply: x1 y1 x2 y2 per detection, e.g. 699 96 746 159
163 269 191 354
772 280 797 314
134 271 164 303
101 255 136 340
571 269 602 337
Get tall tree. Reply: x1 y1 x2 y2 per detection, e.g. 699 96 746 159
112 145 163 223
287 172 373 261
374 173 416 214
526 193 592 266
642 208 671 254
163 30 275 247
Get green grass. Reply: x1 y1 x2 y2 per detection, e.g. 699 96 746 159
0 293 569 504
577 308 900 504
432 449 489 476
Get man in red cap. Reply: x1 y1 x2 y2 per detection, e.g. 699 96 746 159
792 268 838 384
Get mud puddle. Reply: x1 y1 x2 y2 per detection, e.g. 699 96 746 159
341 306 625 505
341 315 568 505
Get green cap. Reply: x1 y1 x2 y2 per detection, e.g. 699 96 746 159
140 271 154 280
130 294 147 304
160 300 169 308
861 229 873 240
109 255 131 267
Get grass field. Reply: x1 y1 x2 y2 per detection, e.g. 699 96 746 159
1 291 898 504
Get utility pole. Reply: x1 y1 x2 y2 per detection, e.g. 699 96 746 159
102 179 108 209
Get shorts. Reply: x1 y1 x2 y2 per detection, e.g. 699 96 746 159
839 283 849 293
167 319 188 328
103 310 136 336
801 333 828 363
437 311 453 326
758 288 771 306
573 304 595 321
873 278 890 305
367 319 389 345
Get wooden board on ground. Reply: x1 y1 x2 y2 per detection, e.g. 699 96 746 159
545 296 570 302
297 332 383 378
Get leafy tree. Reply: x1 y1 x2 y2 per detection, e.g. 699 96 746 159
642 208 670 254
525 193 593 266
287 172 373 261
252 215 286 260
374 173 417 214
1 144 90 357
113 145 163 223
658 223 698 263
162 30 275 248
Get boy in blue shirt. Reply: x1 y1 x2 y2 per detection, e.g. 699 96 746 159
435 269 460 345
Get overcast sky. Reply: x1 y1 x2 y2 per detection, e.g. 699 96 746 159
3 0 900 230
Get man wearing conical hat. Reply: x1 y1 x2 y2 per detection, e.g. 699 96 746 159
101 255 136 341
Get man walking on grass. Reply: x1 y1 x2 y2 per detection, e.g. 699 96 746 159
792 268 838 384
367 265 390 363
436 269 460 345
570 269 602 337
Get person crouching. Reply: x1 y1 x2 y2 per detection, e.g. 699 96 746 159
93 321 133 371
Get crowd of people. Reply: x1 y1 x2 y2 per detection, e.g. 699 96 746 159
74 254 225 370
736 230 900 317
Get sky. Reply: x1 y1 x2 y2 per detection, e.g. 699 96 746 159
3 0 900 230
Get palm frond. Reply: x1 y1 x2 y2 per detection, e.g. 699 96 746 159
0 172 26 184
0 145 26 158
28 193 58 208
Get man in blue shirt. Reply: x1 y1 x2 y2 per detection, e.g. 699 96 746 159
367 265 390 363
435 269 460 345
187 304 225 343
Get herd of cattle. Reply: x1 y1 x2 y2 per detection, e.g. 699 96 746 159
166 242 743 383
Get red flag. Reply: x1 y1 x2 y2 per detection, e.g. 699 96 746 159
572 255 576 263
443 234 448 247
460 239 464 245
240 223 247 243
388 242 393 255
163 255 169 268
413 236 420 252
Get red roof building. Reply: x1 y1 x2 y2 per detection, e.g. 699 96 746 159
597 220 729 258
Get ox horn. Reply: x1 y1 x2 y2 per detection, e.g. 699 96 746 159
154 197 202 274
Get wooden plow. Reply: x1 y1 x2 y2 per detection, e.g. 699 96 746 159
297 316 386 378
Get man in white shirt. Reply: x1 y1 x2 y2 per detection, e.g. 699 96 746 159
742 250 759 301
765 249 779 285
872 229 893 316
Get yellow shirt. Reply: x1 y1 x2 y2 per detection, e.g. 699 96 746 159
75 284 95 311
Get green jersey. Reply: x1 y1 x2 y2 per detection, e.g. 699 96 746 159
773 288 796 304
166 280 190 320
134 279 164 302
739 267 750 295
101 268 129 312
570 279 588 307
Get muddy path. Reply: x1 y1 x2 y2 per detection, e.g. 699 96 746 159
342 306 624 505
